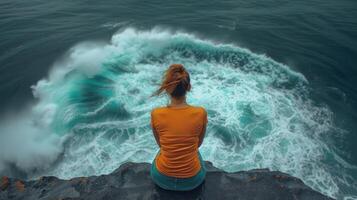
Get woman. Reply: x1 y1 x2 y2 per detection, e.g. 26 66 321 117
149 63 208 191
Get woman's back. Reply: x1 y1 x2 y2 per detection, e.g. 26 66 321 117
150 63 207 190
151 105 207 178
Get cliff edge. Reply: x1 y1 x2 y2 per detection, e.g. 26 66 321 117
0 161 334 200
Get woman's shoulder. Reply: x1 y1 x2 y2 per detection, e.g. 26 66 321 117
194 105 207 113
151 105 206 113
151 106 167 115
151 107 162 114
188 105 207 116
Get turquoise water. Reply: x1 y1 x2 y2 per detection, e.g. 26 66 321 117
1 1 357 198
1 28 355 199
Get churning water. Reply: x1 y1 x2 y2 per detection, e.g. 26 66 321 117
1 1 357 199
1 28 356 199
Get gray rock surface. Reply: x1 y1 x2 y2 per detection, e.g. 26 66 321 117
0 161 334 200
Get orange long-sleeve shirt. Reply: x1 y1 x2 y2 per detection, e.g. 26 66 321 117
151 105 208 178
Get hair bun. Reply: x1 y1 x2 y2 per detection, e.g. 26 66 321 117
170 64 186 81
151 63 191 98
170 64 184 72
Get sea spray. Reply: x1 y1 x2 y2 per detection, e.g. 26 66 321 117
0 27 355 199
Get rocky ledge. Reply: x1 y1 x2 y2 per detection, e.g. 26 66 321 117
0 161 334 200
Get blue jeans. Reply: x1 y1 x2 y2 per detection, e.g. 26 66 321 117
150 150 206 191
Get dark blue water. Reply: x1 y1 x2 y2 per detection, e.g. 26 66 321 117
0 0 357 199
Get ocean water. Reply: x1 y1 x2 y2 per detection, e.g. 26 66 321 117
0 0 357 199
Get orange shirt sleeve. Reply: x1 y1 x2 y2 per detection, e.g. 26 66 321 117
150 109 155 129
199 108 208 145
151 109 161 147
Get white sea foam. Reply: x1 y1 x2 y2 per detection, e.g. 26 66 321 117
0 27 355 199
0 106 64 177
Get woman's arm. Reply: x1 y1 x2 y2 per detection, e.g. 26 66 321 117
198 123 206 147
151 110 161 148
152 127 161 148
198 109 208 148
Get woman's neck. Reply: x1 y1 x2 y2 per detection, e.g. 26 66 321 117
168 96 188 107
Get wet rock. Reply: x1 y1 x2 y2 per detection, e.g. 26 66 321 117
1 176 9 191
0 161 334 200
